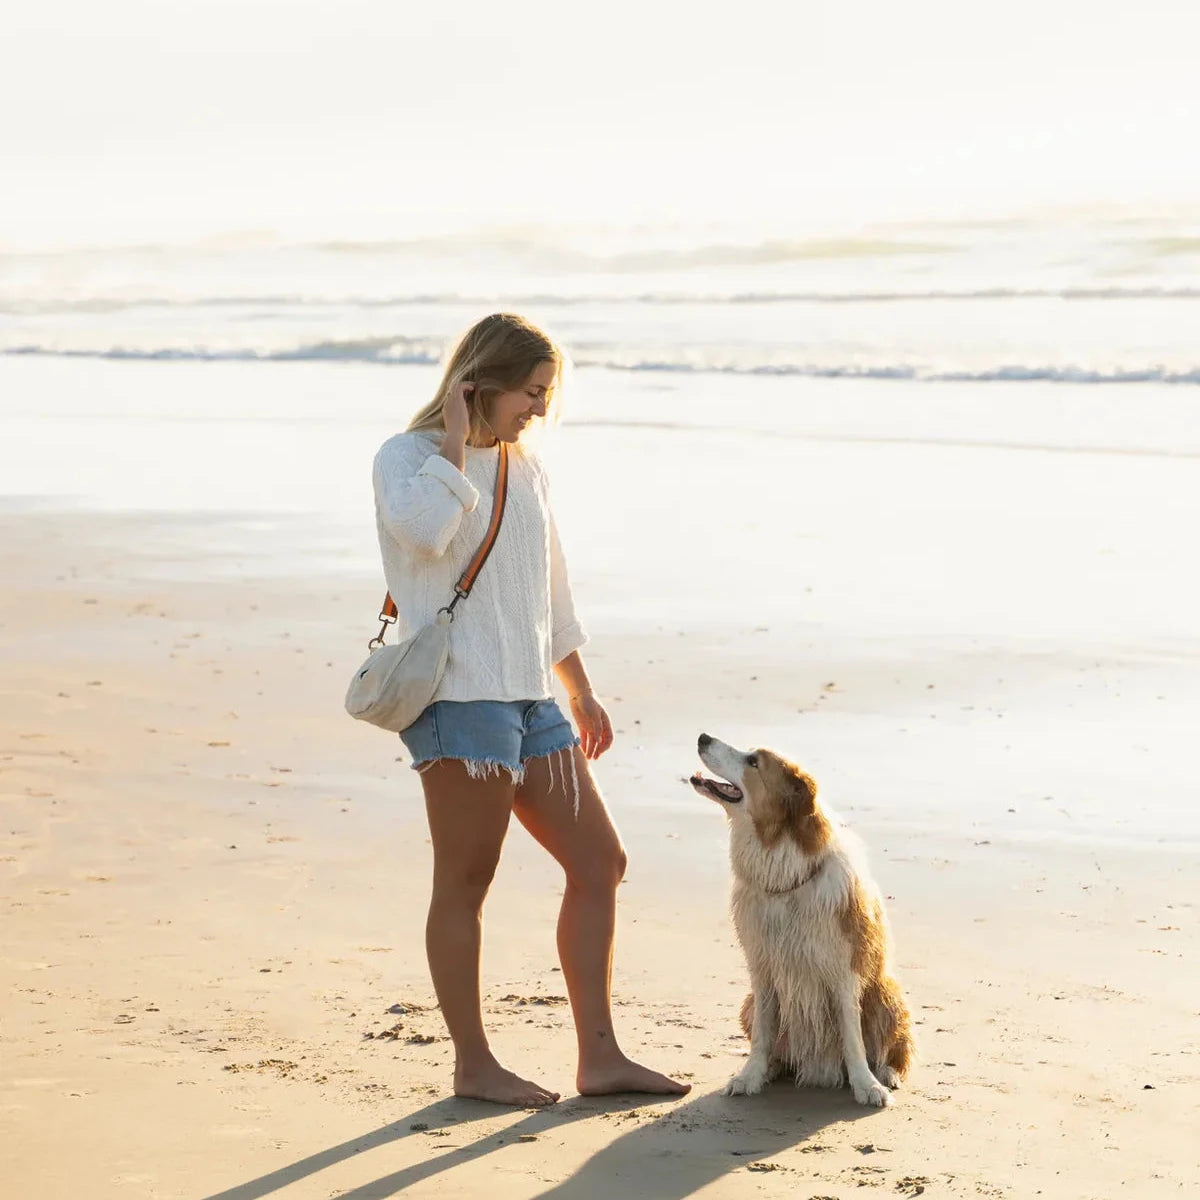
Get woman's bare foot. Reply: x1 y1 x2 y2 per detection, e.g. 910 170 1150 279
577 1055 691 1097
454 1058 560 1107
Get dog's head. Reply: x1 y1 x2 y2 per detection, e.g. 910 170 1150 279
690 733 828 854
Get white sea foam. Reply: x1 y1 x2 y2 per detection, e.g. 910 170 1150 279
5 340 1200 386
2 212 1198 387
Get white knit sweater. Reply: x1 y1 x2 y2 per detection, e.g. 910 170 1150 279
372 432 587 704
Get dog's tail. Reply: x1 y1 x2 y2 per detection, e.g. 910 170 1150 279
862 974 915 1078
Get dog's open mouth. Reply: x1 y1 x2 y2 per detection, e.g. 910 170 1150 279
689 772 744 803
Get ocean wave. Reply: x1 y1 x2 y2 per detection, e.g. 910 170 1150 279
1 336 444 366
6 341 1200 384
6 286 1200 314
0 231 954 271
579 360 1200 385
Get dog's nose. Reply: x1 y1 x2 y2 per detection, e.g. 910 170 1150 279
698 733 711 748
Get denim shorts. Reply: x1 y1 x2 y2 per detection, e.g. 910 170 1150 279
400 698 580 793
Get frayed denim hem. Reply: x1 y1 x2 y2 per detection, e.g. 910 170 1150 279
414 744 583 819
414 756 525 787
527 743 582 819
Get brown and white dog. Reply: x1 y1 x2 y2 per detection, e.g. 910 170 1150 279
690 733 914 1106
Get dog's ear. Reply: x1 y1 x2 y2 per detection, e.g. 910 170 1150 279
765 754 829 854
783 762 818 817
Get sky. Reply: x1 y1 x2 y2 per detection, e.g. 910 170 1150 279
2 0 1198 248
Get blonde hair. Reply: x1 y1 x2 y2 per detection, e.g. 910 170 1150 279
408 312 566 441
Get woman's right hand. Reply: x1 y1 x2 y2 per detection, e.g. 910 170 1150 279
438 382 472 470
442 382 472 448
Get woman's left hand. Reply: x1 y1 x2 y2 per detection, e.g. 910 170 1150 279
569 692 614 759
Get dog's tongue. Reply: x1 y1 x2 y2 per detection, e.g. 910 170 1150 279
691 772 743 802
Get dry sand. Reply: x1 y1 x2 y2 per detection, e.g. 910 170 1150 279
2 504 1197 1200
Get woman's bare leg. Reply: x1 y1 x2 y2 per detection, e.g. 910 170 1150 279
514 747 690 1097
421 759 559 1106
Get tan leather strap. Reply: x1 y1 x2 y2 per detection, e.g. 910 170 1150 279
370 443 509 647
452 441 509 601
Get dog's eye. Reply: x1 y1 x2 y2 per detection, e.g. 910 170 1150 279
746 754 759 769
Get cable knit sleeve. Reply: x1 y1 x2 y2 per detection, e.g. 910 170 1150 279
373 435 480 559
549 507 588 664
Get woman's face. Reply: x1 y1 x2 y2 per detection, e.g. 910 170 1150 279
481 360 557 443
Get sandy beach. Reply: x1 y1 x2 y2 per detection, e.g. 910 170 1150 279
2 357 1199 1198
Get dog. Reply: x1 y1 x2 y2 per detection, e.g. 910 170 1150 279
690 733 914 1106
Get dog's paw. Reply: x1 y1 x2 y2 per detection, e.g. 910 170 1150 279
852 1076 892 1107
876 1065 902 1089
723 1063 769 1096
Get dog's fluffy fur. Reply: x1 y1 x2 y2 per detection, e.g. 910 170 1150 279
690 734 914 1106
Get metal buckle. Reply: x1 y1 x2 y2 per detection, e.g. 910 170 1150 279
369 608 396 650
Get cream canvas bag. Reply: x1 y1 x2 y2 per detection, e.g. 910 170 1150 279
345 443 509 733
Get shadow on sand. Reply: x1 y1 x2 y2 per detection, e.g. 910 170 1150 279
203 1081 879 1200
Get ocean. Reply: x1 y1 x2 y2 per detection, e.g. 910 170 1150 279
3 210 1199 385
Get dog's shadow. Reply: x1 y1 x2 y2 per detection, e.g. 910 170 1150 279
202 1081 879 1200
528 1083 878 1200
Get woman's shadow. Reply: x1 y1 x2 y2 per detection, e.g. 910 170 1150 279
202 1079 878 1200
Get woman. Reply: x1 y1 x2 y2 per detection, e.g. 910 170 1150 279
373 313 689 1107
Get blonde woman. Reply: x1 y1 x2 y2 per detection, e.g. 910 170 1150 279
373 313 689 1107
